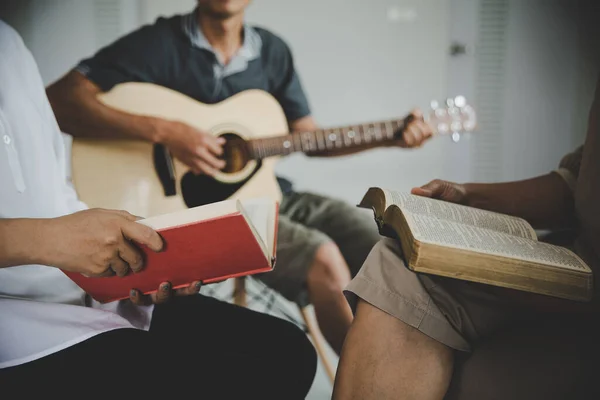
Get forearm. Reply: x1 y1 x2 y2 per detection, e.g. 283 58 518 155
0 219 49 268
463 172 575 230
46 70 161 143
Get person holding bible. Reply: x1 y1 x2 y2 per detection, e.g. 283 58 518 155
0 19 316 399
333 77 600 399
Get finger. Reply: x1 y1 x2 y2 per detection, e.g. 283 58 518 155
410 187 433 197
196 147 226 170
408 126 425 145
202 135 224 156
410 108 424 119
121 221 164 252
151 282 172 304
193 159 217 176
110 257 130 278
118 241 145 273
411 180 444 197
94 266 116 278
129 289 151 306
417 180 447 198
175 281 202 296
100 209 139 221
114 210 139 221
402 129 416 147
417 120 433 137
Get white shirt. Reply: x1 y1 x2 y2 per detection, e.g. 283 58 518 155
0 20 153 369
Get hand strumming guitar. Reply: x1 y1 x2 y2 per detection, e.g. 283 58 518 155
152 118 226 176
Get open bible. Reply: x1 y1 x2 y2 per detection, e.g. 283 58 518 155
359 188 593 301
64 198 278 303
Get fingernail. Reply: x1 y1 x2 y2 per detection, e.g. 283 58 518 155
195 282 202 290
130 289 137 297
162 283 170 291
217 137 226 144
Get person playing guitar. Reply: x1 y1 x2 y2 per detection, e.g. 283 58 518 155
47 0 433 354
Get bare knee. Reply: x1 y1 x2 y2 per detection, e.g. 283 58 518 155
354 298 453 364
307 242 351 294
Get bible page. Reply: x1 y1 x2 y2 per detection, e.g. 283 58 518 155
405 213 590 272
386 190 536 240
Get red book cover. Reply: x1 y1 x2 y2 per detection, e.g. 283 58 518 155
63 209 276 303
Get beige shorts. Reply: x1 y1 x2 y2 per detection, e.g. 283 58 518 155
345 238 536 352
346 238 600 399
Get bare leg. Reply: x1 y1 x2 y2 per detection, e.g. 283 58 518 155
333 299 454 400
306 242 353 355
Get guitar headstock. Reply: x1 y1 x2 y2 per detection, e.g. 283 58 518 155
426 96 477 142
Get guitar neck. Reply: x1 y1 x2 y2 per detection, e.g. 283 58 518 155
247 119 406 159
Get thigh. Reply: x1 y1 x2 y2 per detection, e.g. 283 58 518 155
281 191 381 276
346 238 525 352
258 214 329 303
0 328 159 397
150 295 317 399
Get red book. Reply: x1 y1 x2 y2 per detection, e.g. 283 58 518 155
64 198 278 303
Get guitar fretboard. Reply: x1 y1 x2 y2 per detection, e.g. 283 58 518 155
248 119 405 159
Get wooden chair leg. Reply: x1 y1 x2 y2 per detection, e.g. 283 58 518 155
299 306 336 384
233 277 247 307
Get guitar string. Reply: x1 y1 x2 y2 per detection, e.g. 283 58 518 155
247 119 405 160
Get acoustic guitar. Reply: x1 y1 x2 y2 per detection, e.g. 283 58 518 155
71 83 476 218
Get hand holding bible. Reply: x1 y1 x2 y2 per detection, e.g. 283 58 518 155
411 179 468 205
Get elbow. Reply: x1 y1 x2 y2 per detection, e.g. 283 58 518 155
46 70 96 134
46 74 74 131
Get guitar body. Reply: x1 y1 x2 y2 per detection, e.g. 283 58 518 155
71 83 287 217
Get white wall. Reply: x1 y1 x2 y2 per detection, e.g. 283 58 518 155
246 0 451 204
0 0 141 86
499 0 598 182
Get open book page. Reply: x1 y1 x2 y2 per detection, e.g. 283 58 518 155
385 190 536 240
139 199 239 230
405 213 590 272
239 198 277 259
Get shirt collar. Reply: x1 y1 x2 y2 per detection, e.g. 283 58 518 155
182 9 262 66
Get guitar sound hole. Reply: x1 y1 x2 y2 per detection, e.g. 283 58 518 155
220 133 250 174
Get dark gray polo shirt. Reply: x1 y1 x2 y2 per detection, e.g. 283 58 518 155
76 10 311 122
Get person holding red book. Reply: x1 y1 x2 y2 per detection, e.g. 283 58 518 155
0 19 316 399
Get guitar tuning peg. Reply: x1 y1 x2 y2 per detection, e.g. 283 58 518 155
430 100 439 110
452 132 461 143
446 98 455 108
454 95 466 108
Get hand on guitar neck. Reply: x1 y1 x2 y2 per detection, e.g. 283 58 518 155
303 109 433 158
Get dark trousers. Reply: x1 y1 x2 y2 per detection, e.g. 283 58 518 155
0 295 317 399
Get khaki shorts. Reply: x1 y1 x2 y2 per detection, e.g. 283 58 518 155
346 238 600 399
256 191 381 305
345 238 540 351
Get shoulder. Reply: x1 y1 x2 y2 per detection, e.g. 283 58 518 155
0 20 26 54
121 14 184 47
252 26 293 57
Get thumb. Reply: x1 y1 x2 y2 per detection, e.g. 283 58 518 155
411 180 445 198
